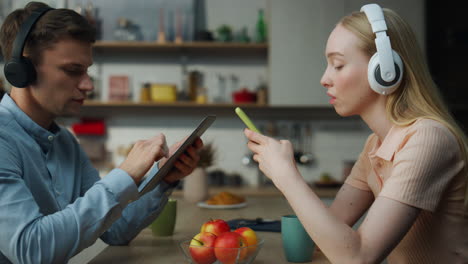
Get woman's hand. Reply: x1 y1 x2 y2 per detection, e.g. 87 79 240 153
160 137 204 184
119 134 169 185
244 129 300 187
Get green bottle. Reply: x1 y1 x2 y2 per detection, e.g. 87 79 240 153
256 9 267 43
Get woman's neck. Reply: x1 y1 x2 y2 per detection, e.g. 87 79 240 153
361 97 393 142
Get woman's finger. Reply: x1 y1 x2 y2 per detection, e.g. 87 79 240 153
247 141 262 154
244 128 267 145
253 154 260 163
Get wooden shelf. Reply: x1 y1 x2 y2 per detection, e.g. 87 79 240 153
84 100 265 108
78 100 340 120
93 41 268 53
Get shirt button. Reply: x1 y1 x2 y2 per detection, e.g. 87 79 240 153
48 135 54 141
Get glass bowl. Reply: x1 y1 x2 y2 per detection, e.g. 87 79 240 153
179 238 264 264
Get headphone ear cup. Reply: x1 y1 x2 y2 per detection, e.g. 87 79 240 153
367 50 404 95
3 57 36 88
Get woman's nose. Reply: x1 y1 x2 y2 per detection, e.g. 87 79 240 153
320 71 331 89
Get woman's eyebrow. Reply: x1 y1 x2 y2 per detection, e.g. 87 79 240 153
326 51 345 58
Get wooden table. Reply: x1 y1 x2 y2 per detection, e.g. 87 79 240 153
90 196 331 264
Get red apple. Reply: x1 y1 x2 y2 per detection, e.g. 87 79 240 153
214 231 248 264
189 232 217 264
200 219 230 236
234 227 258 255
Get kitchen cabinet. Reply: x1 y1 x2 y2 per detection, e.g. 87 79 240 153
268 0 425 107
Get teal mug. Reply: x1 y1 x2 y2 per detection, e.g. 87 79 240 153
281 215 315 262
150 199 177 236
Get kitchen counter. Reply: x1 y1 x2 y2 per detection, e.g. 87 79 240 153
172 185 340 199
90 197 331 264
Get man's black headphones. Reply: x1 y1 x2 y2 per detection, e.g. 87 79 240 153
4 7 53 88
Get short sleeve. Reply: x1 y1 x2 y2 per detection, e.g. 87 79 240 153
379 125 464 211
345 134 377 192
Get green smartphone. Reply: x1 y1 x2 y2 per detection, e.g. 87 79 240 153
235 107 260 133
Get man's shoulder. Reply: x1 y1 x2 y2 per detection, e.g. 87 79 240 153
0 105 13 125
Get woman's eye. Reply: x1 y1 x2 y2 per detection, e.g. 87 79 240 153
334 65 344 70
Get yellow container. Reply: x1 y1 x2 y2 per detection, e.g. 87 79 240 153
150 83 177 102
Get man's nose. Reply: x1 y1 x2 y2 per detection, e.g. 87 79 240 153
78 74 94 91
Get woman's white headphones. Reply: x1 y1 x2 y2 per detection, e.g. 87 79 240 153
361 3 403 95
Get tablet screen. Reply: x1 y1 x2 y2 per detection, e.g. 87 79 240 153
139 115 216 196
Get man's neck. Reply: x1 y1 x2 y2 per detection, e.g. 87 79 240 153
10 88 54 129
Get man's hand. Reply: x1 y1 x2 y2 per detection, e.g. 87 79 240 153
119 134 169 185
160 137 203 184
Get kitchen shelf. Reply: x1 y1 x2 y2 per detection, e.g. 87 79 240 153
79 100 341 120
92 41 268 54
84 101 264 108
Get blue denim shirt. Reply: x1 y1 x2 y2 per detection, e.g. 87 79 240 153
0 94 175 263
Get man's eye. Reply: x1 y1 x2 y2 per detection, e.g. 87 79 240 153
64 69 84 76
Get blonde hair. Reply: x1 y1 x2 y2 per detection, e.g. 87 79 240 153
340 9 468 207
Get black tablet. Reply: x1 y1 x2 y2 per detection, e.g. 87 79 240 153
139 115 216 196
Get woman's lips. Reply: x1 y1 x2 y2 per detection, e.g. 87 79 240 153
327 93 336 104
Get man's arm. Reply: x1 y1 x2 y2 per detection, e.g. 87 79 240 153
0 135 139 264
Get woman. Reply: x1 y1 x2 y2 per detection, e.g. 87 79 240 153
244 4 468 263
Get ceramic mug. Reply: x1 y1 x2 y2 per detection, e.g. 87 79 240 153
150 198 177 236
281 215 315 262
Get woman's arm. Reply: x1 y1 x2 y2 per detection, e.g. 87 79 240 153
244 129 420 263
283 175 420 264
329 183 374 227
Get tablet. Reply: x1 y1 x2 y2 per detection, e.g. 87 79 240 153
139 115 216 196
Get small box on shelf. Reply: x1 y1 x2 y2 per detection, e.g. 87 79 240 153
108 75 130 101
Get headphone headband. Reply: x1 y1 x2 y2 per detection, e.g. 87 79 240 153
10 7 53 61
360 4 396 82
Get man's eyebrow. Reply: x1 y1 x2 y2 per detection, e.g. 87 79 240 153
60 62 93 68
326 51 344 58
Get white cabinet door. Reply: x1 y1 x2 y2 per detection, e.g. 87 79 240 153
269 0 345 106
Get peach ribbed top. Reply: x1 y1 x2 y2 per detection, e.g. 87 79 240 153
346 119 468 263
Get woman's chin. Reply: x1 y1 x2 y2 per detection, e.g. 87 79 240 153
334 107 355 117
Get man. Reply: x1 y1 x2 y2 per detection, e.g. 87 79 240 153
0 2 202 263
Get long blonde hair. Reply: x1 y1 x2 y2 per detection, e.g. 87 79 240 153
341 8 468 207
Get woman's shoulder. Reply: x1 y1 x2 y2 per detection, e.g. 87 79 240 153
402 118 459 149
409 118 456 138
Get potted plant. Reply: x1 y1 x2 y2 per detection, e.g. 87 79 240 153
183 143 216 203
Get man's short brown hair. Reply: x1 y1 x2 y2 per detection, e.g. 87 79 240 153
0 1 96 65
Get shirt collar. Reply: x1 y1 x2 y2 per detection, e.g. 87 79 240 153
373 123 410 161
1 94 61 153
